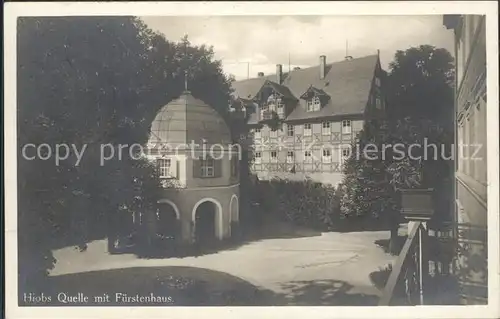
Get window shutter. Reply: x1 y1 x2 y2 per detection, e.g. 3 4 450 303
214 159 222 178
231 157 239 178
193 158 201 178
155 158 161 176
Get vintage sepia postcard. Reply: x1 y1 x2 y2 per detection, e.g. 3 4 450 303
3 1 499 318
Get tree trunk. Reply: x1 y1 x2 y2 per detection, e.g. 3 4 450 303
107 210 118 254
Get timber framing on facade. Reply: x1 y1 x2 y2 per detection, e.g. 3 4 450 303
231 53 386 185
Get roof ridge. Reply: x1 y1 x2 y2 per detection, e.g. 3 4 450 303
233 54 378 83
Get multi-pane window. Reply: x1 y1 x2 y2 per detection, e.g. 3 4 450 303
287 151 294 162
304 123 312 136
270 128 278 138
266 94 277 113
322 149 332 163
277 98 284 116
158 158 172 178
304 150 312 162
287 124 294 137
322 122 331 135
375 77 381 87
270 151 278 162
201 157 215 177
255 151 262 164
306 96 321 112
342 120 352 134
375 97 382 110
306 99 313 112
313 97 321 110
341 147 350 163
254 128 261 138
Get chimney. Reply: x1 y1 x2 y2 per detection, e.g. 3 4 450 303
319 55 326 79
276 64 283 83
257 72 264 77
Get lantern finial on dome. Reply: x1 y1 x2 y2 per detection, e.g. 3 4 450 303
182 35 191 94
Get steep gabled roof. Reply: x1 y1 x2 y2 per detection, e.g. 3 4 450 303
263 80 298 101
230 73 276 100
231 54 379 122
299 85 329 99
284 55 378 121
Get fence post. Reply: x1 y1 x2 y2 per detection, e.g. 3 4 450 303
418 223 430 304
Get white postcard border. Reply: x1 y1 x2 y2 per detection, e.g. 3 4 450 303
4 1 499 318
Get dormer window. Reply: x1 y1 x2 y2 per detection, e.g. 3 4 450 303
306 100 313 112
276 97 284 116
266 94 277 113
306 96 321 112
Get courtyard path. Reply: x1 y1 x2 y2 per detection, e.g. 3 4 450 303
51 225 396 305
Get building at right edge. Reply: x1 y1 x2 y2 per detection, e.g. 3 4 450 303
443 15 487 304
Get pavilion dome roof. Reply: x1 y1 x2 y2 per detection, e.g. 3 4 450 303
148 91 232 147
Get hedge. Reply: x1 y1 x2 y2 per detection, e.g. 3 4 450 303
254 177 341 230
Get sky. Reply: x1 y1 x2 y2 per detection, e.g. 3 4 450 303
141 15 455 81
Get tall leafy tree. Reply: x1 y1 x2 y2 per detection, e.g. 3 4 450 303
340 45 454 253
386 45 454 124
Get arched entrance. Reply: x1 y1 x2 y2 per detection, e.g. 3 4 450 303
192 198 222 244
156 200 180 240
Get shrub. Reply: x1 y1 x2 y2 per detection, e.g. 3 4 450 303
254 178 341 229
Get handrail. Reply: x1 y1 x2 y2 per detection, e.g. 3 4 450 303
379 221 423 305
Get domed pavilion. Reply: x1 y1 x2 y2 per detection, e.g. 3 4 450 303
144 90 240 246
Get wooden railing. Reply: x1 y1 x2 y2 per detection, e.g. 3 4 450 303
379 222 459 305
379 222 427 305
